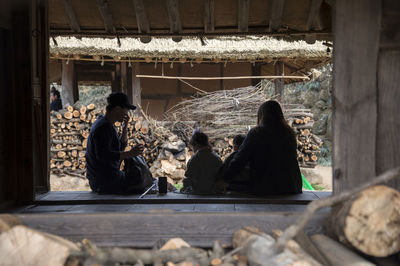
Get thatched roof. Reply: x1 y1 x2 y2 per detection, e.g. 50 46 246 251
50 36 330 61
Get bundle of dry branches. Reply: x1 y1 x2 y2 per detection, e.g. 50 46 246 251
165 83 322 167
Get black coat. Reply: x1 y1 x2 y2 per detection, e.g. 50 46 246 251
50 98 62 111
224 124 302 196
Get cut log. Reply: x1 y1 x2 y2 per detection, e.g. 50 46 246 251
72 110 80 118
87 103 96 110
140 120 149 134
326 185 400 257
311 234 375 266
0 225 79 266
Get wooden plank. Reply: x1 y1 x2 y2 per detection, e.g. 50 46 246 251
62 0 80 32
269 0 285 32
306 0 323 31
204 0 215 32
166 0 182 42
376 50 400 190
111 63 121 92
96 0 116 34
120 62 128 95
333 0 381 193
17 212 327 248
12 6 34 203
237 0 249 32
132 0 151 43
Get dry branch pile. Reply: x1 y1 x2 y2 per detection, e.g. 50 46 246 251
165 84 322 167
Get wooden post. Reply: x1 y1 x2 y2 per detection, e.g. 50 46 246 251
111 63 121 92
251 63 261 86
61 60 77 106
131 63 141 113
12 5 34 203
274 61 284 100
120 62 127 95
333 0 381 193
376 0 400 190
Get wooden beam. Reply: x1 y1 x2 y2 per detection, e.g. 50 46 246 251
96 0 116 34
135 74 309 80
111 63 121 92
204 0 215 32
166 0 182 42
238 0 249 32
132 0 151 43
121 62 128 94
62 0 80 32
269 0 285 32
306 0 323 31
333 0 381 193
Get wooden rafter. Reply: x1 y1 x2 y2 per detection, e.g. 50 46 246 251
133 0 151 43
62 0 80 32
204 0 215 32
96 0 116 34
269 0 285 32
238 0 249 32
166 0 182 42
306 0 323 31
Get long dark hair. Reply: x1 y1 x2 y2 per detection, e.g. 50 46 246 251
257 100 294 135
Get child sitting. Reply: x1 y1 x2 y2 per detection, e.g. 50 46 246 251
181 131 222 194
217 134 250 191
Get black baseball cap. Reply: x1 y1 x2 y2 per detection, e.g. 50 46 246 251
107 92 137 110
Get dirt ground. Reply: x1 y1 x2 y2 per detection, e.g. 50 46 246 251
50 166 333 192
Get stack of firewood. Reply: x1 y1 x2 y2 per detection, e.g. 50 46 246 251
50 103 173 177
50 102 98 176
286 109 323 168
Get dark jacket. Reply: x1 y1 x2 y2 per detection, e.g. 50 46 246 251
224 124 302 196
85 115 127 190
50 98 62 111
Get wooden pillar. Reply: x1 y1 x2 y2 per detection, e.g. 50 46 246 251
112 63 121 92
376 0 400 190
251 63 261 86
61 60 78 106
126 64 133 105
11 5 34 203
131 63 141 113
274 61 284 100
121 62 128 95
333 0 381 193
31 0 50 193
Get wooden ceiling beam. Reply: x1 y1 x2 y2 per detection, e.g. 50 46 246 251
133 0 151 43
96 0 116 34
166 0 183 42
62 0 80 32
238 0 250 32
204 0 215 32
269 0 285 32
306 0 323 31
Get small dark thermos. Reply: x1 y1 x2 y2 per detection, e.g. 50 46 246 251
158 176 167 194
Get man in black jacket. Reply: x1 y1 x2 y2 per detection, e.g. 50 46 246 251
50 88 62 111
85 92 144 194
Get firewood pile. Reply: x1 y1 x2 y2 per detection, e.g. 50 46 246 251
165 84 322 167
2 168 400 265
50 102 175 177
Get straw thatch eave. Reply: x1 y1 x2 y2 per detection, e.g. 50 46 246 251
50 36 331 61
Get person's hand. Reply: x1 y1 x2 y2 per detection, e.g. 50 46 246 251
122 114 130 130
128 144 144 157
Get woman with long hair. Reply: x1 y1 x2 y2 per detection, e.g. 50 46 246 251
223 100 302 195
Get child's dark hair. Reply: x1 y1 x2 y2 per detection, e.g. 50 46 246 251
51 89 60 99
233 134 246 147
190 131 210 148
